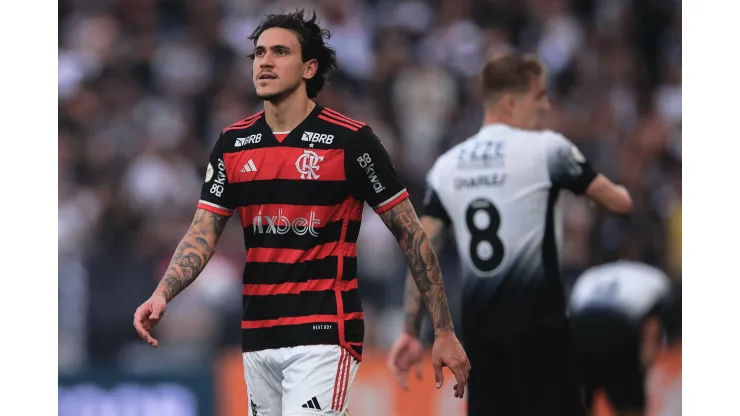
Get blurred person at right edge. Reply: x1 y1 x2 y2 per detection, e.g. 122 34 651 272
387 53 633 416
569 261 674 416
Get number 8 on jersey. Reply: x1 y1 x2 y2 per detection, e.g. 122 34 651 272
465 198 505 274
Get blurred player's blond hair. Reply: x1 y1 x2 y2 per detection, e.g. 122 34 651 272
479 53 547 104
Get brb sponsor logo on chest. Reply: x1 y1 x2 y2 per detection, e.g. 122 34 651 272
296 130 333 179
302 131 334 146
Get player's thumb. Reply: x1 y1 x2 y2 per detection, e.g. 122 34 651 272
432 360 443 389
149 304 164 320
415 362 423 381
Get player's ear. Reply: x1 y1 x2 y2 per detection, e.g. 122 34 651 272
303 59 318 80
502 92 517 113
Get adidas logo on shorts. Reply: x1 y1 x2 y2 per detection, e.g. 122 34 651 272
301 396 321 410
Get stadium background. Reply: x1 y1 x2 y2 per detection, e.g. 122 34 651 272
58 0 682 414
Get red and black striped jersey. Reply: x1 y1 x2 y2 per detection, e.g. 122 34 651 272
197 105 408 361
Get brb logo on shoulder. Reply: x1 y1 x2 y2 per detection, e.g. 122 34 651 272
235 134 262 147
209 158 227 197
302 131 334 145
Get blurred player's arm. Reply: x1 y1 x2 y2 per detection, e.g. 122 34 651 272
585 175 632 214
547 132 632 214
379 201 454 334
400 215 448 337
154 209 230 302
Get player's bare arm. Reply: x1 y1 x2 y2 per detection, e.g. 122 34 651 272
379 198 470 398
586 174 633 214
388 215 449 391
378 199 454 334
155 208 230 301
133 208 230 347
401 216 448 337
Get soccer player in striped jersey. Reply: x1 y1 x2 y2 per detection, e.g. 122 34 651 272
132 9 470 416
387 54 633 416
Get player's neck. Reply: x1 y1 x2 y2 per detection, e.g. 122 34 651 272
482 111 520 130
263 93 316 132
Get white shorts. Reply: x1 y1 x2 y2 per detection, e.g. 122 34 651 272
243 345 360 416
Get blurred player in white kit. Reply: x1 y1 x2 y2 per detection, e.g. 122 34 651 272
569 260 674 416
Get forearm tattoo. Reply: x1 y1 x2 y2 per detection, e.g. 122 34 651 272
402 228 446 336
156 209 229 302
380 200 454 334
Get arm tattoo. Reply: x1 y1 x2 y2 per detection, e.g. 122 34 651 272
403 271 424 337
403 227 446 336
380 200 454 334
155 209 230 302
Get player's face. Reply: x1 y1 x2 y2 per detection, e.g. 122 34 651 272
252 28 318 101
512 75 551 129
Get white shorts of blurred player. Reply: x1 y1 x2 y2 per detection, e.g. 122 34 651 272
243 345 360 416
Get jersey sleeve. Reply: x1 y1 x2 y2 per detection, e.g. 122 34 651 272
545 132 598 195
346 126 409 213
197 135 236 217
422 164 452 225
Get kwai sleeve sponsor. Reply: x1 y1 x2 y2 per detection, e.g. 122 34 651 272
347 126 408 213
198 135 236 216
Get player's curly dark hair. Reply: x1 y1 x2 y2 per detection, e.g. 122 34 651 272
248 9 338 98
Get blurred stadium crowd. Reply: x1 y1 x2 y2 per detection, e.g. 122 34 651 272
58 0 681 374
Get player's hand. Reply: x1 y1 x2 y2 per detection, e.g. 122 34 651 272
387 332 424 390
431 330 471 399
133 292 167 347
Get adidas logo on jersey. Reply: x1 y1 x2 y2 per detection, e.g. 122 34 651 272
235 134 262 147
241 160 257 172
302 131 334 144
301 397 322 410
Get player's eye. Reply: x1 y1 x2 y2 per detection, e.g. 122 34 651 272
254 50 265 57
276 49 288 56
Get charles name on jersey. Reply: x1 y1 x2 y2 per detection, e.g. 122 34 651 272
454 172 507 190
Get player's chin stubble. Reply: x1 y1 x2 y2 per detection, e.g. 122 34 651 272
255 80 301 102
256 90 283 101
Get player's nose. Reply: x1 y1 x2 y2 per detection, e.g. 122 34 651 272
258 52 276 67
260 59 275 70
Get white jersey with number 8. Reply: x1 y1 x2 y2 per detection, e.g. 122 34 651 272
423 123 598 330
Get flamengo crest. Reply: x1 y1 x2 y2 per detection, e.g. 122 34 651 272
295 150 324 180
